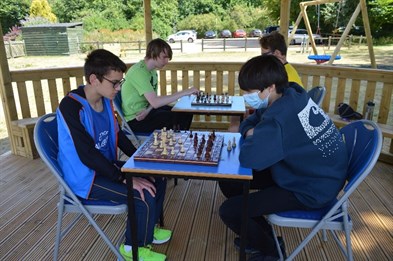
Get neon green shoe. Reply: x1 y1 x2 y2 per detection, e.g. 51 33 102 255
153 226 172 244
119 244 166 261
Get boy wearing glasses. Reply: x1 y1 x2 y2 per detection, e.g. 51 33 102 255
121 38 198 133
219 55 347 260
57 49 170 261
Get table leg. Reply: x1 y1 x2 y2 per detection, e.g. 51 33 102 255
126 174 139 261
239 181 250 261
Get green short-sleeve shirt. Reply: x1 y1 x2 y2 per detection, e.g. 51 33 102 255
121 60 158 121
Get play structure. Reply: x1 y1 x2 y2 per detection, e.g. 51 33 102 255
290 0 376 67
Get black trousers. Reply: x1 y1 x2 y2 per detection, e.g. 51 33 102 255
218 169 308 256
127 105 193 133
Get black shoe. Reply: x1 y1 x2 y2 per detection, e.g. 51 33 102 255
247 252 279 261
234 237 260 254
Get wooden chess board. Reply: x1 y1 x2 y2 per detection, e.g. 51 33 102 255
191 93 232 106
134 130 224 166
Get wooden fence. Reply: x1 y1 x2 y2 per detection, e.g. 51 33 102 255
1 62 392 162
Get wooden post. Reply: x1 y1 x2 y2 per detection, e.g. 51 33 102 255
0 23 18 155
280 0 291 45
360 0 376 68
144 0 153 44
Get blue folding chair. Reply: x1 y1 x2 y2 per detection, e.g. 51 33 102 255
268 120 383 261
308 86 326 107
34 113 127 261
113 91 150 149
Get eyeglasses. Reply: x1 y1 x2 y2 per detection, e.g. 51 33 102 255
102 76 125 89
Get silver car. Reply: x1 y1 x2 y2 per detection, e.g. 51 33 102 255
167 30 197 43
288 29 322 45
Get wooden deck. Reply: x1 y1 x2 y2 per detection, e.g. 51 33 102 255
1 152 392 261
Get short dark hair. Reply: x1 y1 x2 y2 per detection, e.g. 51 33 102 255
259 31 287 56
84 49 127 84
146 38 173 60
238 55 288 94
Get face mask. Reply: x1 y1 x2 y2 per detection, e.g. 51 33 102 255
243 91 270 109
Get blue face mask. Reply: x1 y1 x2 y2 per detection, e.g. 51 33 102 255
243 91 270 109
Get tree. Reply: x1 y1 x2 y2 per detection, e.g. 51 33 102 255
30 0 57 23
0 0 30 34
51 0 87 23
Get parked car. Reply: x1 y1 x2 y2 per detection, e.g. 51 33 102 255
334 25 365 36
249 29 262 37
263 25 280 35
167 30 196 43
219 29 232 38
288 29 322 45
233 29 247 38
204 30 216 39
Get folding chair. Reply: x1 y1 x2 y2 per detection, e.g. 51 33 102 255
113 91 150 149
307 86 326 107
268 120 383 261
34 113 127 261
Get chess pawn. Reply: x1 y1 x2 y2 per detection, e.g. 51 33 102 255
153 133 159 145
227 140 232 151
178 138 183 144
161 146 168 155
169 138 173 146
160 140 164 148
232 137 236 148
171 147 175 155
180 144 185 153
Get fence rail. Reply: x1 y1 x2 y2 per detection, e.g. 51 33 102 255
4 35 367 58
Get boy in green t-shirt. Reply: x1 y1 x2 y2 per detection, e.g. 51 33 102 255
121 38 198 133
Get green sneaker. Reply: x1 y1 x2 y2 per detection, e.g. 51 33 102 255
119 244 166 261
153 226 172 244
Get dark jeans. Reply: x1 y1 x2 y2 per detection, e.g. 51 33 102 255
127 105 193 133
90 164 167 247
219 169 308 256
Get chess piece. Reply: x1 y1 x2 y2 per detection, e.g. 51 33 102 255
227 140 232 151
232 137 236 148
153 132 159 145
162 146 168 155
160 140 164 148
180 145 185 153
171 147 175 155
169 138 173 146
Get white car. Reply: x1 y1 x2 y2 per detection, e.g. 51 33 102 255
167 30 197 43
288 29 322 45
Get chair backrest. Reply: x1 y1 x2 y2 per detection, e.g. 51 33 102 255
339 120 382 194
308 86 326 106
113 92 141 148
34 113 63 179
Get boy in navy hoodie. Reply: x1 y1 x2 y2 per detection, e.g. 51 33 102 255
219 55 348 261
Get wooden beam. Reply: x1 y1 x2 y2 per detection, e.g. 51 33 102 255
0 23 18 154
143 0 153 43
360 0 376 68
280 0 291 45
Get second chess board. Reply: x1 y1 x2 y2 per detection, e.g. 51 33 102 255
191 93 232 106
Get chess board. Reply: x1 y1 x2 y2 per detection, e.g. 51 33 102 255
133 130 224 166
191 93 232 106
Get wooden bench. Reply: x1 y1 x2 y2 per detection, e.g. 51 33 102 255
10 117 41 159
329 113 393 164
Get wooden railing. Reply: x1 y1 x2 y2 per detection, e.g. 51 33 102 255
2 62 392 161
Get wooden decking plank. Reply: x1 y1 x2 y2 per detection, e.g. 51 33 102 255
1 197 58 260
205 183 230 261
0 159 51 210
350 186 393 259
165 179 204 260
184 180 216 260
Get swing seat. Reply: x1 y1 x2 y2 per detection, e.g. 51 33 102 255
308 54 341 64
